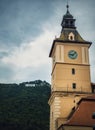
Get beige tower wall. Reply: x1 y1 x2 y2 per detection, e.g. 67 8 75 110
49 41 92 130
49 96 61 130
48 93 89 130
51 42 91 93
52 63 91 93
52 43 90 68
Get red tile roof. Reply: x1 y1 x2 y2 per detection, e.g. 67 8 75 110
65 95 95 126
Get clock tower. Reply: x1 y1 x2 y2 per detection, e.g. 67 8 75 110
48 4 92 130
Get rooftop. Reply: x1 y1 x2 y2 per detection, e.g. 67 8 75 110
65 95 95 126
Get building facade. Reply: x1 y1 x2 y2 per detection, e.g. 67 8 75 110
48 4 93 130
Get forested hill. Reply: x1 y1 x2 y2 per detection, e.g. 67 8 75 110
0 80 51 130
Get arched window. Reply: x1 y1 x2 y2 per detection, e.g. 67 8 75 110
72 83 76 89
70 36 73 40
72 68 75 75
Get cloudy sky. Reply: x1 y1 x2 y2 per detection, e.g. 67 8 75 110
0 0 95 83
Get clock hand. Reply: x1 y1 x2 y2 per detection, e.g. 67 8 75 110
70 51 75 55
71 51 77 56
73 51 76 55
69 53 74 56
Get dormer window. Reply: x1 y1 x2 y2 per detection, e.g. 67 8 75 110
70 36 73 40
68 32 75 41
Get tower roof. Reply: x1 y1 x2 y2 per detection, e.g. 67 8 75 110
63 4 73 19
49 3 92 57
57 4 92 43
61 4 76 30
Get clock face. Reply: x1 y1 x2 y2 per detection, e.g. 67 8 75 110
68 50 78 59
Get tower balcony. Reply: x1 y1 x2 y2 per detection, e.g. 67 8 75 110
51 86 92 94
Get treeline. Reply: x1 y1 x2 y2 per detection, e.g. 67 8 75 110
0 80 51 130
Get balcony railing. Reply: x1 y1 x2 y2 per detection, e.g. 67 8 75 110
51 86 91 94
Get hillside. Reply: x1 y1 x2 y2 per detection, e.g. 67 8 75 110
0 80 51 130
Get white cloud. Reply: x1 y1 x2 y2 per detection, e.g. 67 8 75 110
2 28 51 67
1 22 59 83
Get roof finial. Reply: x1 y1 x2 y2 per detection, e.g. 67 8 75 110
66 0 69 12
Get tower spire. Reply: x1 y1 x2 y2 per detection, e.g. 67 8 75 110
61 1 76 31
66 0 69 13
